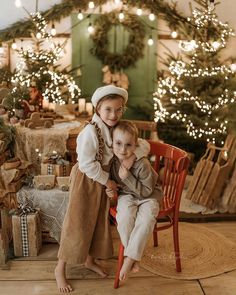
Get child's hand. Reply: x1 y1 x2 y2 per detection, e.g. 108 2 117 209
122 154 136 170
105 188 117 199
118 164 129 180
105 179 118 191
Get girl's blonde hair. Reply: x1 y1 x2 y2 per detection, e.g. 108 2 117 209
113 120 138 143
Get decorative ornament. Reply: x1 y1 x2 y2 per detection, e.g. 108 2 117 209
90 11 146 71
102 65 129 90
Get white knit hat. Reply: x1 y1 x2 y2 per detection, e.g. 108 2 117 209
91 85 128 107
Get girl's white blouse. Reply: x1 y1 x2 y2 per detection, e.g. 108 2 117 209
76 113 150 185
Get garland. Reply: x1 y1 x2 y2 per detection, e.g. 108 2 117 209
0 0 187 42
90 11 146 71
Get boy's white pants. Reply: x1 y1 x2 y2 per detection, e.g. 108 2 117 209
116 195 159 261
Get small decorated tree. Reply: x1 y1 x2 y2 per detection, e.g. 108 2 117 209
154 1 236 159
8 12 80 117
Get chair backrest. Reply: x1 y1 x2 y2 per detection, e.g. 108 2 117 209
148 140 190 214
127 120 158 140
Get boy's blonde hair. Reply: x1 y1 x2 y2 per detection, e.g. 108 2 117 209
113 120 138 143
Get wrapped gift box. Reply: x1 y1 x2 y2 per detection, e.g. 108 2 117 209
41 163 71 177
12 210 42 257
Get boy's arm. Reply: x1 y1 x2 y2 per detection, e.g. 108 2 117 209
120 158 158 198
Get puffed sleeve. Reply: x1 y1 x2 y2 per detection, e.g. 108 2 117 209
76 124 109 185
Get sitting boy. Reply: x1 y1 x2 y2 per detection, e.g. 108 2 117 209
107 120 163 281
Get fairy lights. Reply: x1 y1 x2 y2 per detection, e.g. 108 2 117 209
154 7 236 144
11 12 81 105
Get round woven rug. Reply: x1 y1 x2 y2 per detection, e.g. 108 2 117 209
141 222 236 280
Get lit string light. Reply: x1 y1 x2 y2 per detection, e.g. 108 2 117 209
11 12 81 105
153 7 236 144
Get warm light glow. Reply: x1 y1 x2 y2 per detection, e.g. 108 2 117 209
15 0 22 8
88 23 94 34
149 12 155 21
51 24 56 36
88 1 95 9
136 8 142 16
11 40 17 50
153 5 236 143
36 32 42 39
212 41 220 49
10 12 81 106
77 10 83 20
171 31 178 38
147 37 154 46
119 10 125 21
230 63 236 72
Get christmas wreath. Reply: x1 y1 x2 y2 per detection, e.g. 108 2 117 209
90 11 146 71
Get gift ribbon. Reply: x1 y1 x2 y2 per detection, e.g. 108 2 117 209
17 203 37 257
17 202 36 217
43 154 69 165
20 215 29 257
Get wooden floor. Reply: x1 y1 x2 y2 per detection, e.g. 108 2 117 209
0 221 236 295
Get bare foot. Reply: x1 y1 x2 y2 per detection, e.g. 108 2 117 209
85 260 108 278
131 261 140 273
55 265 73 293
119 257 135 281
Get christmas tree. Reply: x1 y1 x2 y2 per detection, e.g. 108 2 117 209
154 1 236 159
8 12 80 117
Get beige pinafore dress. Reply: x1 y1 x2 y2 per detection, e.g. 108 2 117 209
58 122 113 264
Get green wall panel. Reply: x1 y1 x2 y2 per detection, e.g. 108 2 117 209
71 14 157 119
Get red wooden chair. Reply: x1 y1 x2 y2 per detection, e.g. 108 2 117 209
110 140 190 288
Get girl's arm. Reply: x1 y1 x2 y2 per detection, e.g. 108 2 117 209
76 124 109 185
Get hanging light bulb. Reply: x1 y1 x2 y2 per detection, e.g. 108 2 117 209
11 39 17 50
15 0 22 7
88 22 94 34
171 31 178 38
114 0 120 4
208 0 215 11
119 10 125 21
51 24 56 36
230 63 236 72
147 35 154 46
212 41 220 49
77 9 83 20
36 32 42 39
149 11 155 21
88 1 95 9
136 8 143 16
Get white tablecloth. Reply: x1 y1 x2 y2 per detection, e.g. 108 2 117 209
17 186 69 242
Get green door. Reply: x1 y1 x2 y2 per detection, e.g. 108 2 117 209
71 13 157 119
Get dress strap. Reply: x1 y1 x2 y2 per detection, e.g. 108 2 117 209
85 121 104 163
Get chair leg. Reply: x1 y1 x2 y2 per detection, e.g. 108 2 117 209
114 243 124 289
173 221 181 272
153 228 158 247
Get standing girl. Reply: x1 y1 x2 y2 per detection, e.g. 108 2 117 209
55 85 148 292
